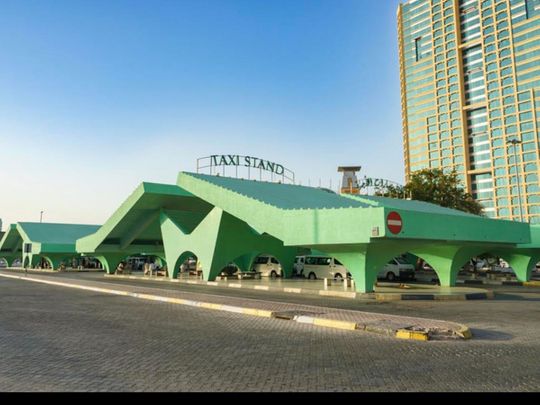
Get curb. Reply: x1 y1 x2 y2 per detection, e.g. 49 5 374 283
375 291 492 301
456 325 473 339
0 273 470 341
524 280 540 287
102 274 493 302
396 329 429 341
457 279 540 287
104 274 362 299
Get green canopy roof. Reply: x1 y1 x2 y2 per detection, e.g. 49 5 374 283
183 172 370 210
18 223 100 244
0 222 100 258
346 194 479 217
76 181 210 254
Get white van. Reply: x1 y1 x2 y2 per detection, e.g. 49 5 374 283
378 257 415 281
293 256 305 276
300 255 349 280
251 255 282 278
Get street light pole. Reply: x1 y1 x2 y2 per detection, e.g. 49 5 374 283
40 211 44 223
507 138 524 222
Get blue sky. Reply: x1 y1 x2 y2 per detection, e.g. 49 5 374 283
0 0 403 227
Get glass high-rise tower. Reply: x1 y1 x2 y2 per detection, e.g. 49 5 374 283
398 0 540 223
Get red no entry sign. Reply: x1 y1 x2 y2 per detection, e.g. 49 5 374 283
387 211 403 234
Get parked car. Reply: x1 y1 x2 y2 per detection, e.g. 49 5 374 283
377 257 415 281
422 262 434 271
220 262 240 276
251 255 282 278
300 255 350 280
180 258 198 273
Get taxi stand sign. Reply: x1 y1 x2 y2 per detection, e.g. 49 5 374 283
196 155 295 184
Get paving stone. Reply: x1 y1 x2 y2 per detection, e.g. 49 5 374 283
0 272 539 391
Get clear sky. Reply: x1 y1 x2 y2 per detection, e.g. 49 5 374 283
0 0 403 228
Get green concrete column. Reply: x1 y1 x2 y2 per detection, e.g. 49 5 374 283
274 250 298 279
161 208 282 282
22 253 31 268
410 246 484 287
326 249 383 293
29 255 41 269
43 255 69 270
504 250 540 282
332 251 372 293
168 255 184 280
171 252 197 279
328 242 422 293
95 254 127 274
0 256 14 268
233 252 260 273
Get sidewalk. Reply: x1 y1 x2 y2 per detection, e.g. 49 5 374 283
103 273 494 301
0 272 471 341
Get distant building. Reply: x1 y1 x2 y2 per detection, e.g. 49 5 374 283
338 166 362 194
398 0 540 223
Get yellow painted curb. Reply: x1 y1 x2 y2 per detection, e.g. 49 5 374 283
524 281 540 287
199 302 223 310
374 294 402 301
312 318 357 331
167 298 190 305
242 308 273 318
456 325 473 339
396 329 429 341
319 290 357 299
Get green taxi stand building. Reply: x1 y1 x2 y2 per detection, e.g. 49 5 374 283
0 222 100 269
75 171 540 293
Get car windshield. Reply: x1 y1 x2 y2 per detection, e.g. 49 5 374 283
395 257 409 265
254 257 268 264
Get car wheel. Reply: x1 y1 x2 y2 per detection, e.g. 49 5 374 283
386 272 396 282
334 273 343 281
308 272 316 280
270 270 277 279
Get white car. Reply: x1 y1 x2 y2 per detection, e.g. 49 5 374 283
300 255 349 280
378 257 415 281
251 255 282 278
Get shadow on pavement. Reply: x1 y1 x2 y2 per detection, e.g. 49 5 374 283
494 293 540 302
469 328 514 341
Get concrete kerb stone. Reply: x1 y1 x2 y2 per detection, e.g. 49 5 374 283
0 273 472 341
457 279 540 288
396 329 429 341
456 325 473 339
375 292 491 301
